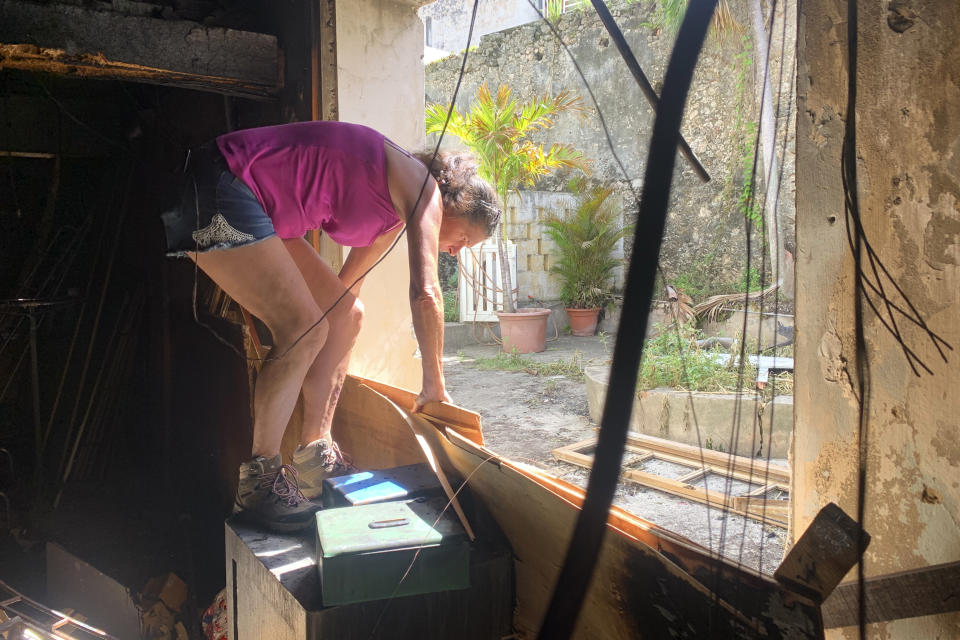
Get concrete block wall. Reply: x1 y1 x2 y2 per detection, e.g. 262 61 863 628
585 365 792 458
504 190 626 303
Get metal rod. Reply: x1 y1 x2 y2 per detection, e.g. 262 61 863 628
28 311 41 475
0 151 56 159
55 295 128 506
57 164 130 478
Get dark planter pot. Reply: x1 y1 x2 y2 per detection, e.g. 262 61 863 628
496 308 551 353
566 307 601 337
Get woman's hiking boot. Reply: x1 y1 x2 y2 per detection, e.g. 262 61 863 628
291 439 355 500
234 454 320 532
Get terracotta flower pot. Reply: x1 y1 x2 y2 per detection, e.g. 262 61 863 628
566 307 601 337
496 308 551 354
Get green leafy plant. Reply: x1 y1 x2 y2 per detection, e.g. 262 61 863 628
443 289 458 322
638 323 758 392
736 266 763 293
542 179 633 309
426 83 588 313
545 0 564 22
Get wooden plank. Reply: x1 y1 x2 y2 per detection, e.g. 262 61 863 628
0 44 276 99
775 502 869 603
676 469 706 483
625 432 791 484
822 561 960 628
618 466 792 527
508 460 822 636
353 375 485 446
637 448 786 489
553 439 788 527
730 496 791 522
1 1 278 93
317 0 339 122
333 378 822 637
330 377 424 470
366 385 476 541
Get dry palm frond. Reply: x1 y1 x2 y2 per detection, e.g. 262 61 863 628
693 282 779 323
666 284 696 325
651 0 742 42
711 0 743 44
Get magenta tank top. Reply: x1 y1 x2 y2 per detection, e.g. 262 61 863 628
216 121 403 247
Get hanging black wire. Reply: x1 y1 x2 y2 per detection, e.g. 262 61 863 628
717 0 785 607
536 1 718 637
841 1 870 637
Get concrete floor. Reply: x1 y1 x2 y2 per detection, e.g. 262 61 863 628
442 326 789 574
446 327 614 366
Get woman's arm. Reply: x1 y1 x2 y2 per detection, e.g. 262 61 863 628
405 182 450 411
337 225 404 290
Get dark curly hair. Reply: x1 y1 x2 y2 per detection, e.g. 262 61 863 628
413 151 502 238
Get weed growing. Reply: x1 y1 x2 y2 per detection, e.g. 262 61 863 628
639 324 758 392
474 350 585 381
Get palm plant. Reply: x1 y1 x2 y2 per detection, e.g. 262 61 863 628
426 83 587 313
646 0 741 43
542 179 633 310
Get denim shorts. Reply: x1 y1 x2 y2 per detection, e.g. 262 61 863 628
161 143 276 258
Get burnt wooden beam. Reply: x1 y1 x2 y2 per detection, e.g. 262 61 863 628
775 502 870 603
0 1 279 99
822 561 960 628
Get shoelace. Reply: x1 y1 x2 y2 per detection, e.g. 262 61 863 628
321 441 355 472
258 464 308 507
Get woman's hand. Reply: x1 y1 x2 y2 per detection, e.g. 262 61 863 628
413 385 452 413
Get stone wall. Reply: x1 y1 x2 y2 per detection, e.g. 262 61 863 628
420 0 540 53
425 0 796 303
794 0 959 636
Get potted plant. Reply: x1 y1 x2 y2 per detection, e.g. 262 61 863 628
426 83 587 352
542 179 633 336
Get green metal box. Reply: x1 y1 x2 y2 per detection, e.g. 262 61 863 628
315 497 470 606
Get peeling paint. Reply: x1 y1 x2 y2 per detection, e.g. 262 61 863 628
923 205 960 269
798 1 959 635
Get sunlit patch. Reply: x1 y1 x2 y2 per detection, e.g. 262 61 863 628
269 557 315 578
254 543 303 558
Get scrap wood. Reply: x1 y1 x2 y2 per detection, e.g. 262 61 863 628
551 438 789 527
436 431 822 638
361 384 476 541
331 377 823 637
141 573 187 613
353 375 484 446
821 560 960 627
624 431 791 484
774 502 869 603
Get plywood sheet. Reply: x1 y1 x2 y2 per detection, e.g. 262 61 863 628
334 376 822 639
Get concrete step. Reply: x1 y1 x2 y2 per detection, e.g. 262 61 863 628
584 365 792 459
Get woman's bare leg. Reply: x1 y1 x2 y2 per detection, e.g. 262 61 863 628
282 238 362 446
191 237 329 457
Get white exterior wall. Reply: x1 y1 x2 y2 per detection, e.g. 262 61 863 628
337 0 428 391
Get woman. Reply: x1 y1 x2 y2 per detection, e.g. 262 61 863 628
162 121 501 531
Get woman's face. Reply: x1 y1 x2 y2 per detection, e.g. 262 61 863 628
438 215 488 256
